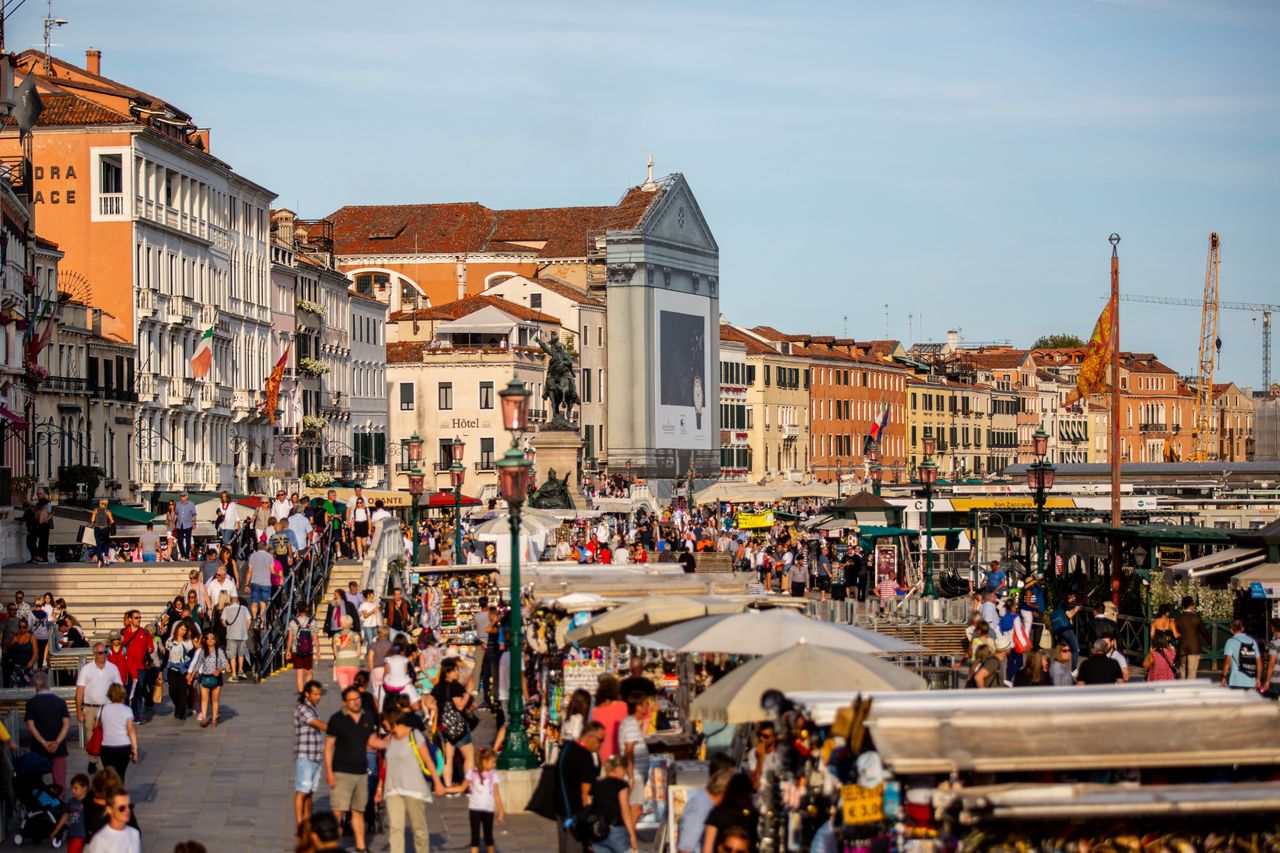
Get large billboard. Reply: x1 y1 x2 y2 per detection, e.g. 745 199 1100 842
654 289 713 450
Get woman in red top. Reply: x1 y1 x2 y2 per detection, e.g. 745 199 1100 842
589 674 628 762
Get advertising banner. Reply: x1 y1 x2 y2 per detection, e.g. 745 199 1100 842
654 289 713 450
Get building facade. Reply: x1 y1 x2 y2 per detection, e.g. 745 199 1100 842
0 50 276 502
723 325 809 482
717 335 750 480
349 290 388 487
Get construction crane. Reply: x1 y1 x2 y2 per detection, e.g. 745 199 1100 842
1191 233 1221 462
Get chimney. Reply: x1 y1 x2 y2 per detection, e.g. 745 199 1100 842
456 258 467 301
946 329 959 348
85 49 101 76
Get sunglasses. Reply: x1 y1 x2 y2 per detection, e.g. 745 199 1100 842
94 650 106 656
113 803 132 812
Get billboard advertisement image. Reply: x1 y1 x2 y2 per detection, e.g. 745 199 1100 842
654 289 712 450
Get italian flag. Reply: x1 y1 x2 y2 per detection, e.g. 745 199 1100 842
191 326 214 379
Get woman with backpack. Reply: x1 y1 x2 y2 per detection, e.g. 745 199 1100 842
286 604 317 693
89 499 114 567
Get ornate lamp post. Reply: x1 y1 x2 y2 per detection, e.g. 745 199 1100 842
1027 426 1056 577
496 377 537 770
449 437 467 564
920 429 939 597
402 432 425 566
868 444 882 497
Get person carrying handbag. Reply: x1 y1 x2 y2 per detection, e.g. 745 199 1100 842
187 632 229 728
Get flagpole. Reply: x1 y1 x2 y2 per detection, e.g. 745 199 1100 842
1109 234 1122 607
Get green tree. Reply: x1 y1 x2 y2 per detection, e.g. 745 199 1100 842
1032 333 1085 349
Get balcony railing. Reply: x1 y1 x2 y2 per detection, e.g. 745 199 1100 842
528 408 548 423
1139 422 1168 433
432 461 452 472
98 193 125 216
474 460 496 473
138 373 156 402
43 375 87 395
137 288 155 317
783 423 800 439
199 303 218 327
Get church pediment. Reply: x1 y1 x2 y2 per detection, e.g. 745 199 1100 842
641 177 718 253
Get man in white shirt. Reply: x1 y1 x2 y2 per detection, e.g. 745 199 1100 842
206 565 239 610
287 509 313 551
979 591 1003 638
86 788 141 853
270 490 293 525
370 499 392 526
75 643 122 764
216 492 240 546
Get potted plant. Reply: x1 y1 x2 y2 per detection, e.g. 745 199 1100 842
297 357 330 377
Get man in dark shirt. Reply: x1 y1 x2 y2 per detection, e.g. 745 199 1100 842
325 686 376 852
849 546 868 601
25 672 70 794
619 657 657 701
557 721 604 853
1076 639 1124 685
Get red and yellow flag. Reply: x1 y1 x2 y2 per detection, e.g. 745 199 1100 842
1064 295 1115 407
262 345 290 424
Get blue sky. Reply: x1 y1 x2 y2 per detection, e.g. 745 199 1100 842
10 0 1279 387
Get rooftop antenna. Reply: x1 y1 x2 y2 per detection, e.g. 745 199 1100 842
42 0 68 74
907 314 913 344
843 315 848 338
884 303 889 339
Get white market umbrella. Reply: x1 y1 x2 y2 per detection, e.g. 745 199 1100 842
782 482 839 500
628 608 920 655
547 592 618 613
690 642 926 724
565 594 749 648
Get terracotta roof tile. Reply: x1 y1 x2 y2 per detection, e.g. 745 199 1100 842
387 341 426 364
1 91 130 128
492 206 613 259
720 324 776 357
598 185 663 232
963 350 1032 370
389 294 560 325
325 203 495 256
17 50 189 118
519 276 605 307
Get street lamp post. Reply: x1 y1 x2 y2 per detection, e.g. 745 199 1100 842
1027 426 1056 578
868 443 882 497
497 378 537 770
402 432 425 567
449 437 467 565
920 430 939 598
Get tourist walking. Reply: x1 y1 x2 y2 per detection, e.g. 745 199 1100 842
286 604 318 692
554 721 604 853
221 597 251 681
589 674 627 763
174 492 198 560
371 707 444 853
75 643 122 771
85 786 140 853
162 622 195 720
1222 619 1263 692
97 683 138 783
591 756 639 853
331 616 365 690
294 680 327 827
325 686 377 853
24 672 71 793
433 658 476 786
246 541 275 623
448 747 504 853
358 592 381 648
1175 596 1209 679
366 626 393 697
1145 634 1178 681
618 693 652 822
89 500 114 567
188 631 229 727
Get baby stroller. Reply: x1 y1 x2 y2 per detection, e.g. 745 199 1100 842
9 752 65 846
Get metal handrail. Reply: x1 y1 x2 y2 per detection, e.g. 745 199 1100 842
251 521 338 680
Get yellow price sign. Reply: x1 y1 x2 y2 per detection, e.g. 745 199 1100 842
841 783 884 825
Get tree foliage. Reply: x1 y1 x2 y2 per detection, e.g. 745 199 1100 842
1032 333 1085 349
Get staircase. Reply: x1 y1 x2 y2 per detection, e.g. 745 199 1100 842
312 560 365 662
0 562 195 638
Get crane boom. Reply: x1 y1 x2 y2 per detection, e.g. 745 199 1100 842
1192 233 1221 461
1117 292 1277 390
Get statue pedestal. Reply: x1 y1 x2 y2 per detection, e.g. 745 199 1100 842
530 430 584 510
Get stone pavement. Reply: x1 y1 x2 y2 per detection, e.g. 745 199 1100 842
50 669 562 853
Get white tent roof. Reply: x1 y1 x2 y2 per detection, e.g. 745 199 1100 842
1165 546 1265 580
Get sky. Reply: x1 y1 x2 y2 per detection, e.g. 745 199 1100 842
7 0 1279 387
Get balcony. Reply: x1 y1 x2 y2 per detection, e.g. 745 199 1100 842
161 298 184 325
43 375 87 395
98 193 125 217
198 383 216 409
528 408 548 424
321 393 350 418
137 288 155 318
199 303 218 327
231 390 254 413
178 297 194 321
215 388 233 410
1139 422 1168 434
474 460 496 473
783 423 800 439
137 373 156 403
432 461 452 473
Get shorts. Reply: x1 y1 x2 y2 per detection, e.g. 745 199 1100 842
329 770 367 812
292 654 314 671
294 757 323 794
227 638 245 662
251 584 272 604
629 771 647 805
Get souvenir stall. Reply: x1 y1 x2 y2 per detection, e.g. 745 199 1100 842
407 566 500 645
754 683 1280 853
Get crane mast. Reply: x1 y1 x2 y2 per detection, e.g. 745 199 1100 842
1192 233 1221 462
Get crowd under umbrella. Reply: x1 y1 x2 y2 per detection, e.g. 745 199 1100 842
627 607 921 655
689 642 927 724
564 594 749 648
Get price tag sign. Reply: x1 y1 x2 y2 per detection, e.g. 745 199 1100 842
841 783 884 825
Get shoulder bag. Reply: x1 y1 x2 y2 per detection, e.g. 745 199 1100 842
440 698 468 744
558 747 609 843
85 719 103 757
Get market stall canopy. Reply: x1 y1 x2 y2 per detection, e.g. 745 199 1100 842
543 592 618 613
472 513 554 538
690 643 925 724
781 482 839 500
565 594 748 648
845 688 1280 774
1230 560 1280 592
942 781 1280 821
424 489 482 508
694 482 781 505
303 487 414 508
1163 546 1265 582
629 608 920 655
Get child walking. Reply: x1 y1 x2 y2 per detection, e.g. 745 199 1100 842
448 747 504 853
51 773 89 852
